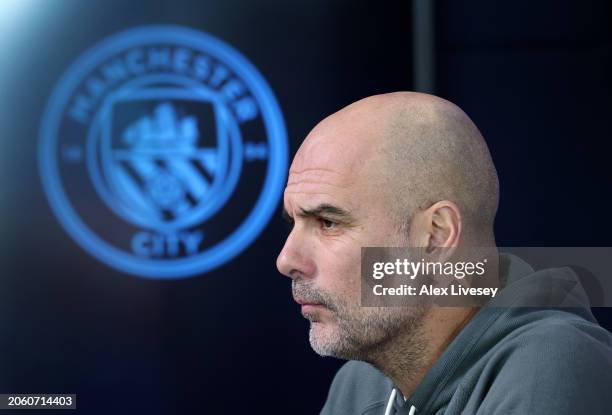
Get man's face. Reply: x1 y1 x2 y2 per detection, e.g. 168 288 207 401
276 126 425 360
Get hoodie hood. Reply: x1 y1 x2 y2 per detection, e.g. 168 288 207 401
389 253 598 414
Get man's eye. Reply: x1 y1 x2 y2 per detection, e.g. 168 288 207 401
320 218 337 230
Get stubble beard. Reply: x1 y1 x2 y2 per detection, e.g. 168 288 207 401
293 279 429 368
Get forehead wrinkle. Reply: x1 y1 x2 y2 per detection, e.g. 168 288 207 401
286 179 344 188
288 169 345 185
284 181 342 207
285 176 351 197
284 185 341 198
288 167 342 175
287 167 356 190
285 190 338 197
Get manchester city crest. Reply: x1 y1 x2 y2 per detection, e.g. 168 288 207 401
39 26 288 278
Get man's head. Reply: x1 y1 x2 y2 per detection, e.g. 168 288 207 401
276 92 499 362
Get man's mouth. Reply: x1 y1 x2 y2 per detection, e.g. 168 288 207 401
294 298 323 306
294 298 327 314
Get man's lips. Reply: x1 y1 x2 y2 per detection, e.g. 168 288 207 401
294 298 327 313
294 298 323 306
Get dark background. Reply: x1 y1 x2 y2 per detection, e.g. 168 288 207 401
0 1 610 414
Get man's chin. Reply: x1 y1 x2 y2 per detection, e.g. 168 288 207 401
308 322 346 358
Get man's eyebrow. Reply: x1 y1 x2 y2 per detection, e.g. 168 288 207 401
282 204 355 224
298 203 354 221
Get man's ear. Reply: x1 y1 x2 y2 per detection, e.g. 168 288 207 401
409 201 462 253
427 201 462 252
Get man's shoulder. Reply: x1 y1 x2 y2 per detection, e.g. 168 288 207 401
476 314 612 413
320 361 393 415
487 313 612 378
502 313 612 358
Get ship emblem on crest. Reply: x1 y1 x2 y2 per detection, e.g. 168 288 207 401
39 26 288 278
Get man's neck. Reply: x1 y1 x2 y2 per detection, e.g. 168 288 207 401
371 306 479 399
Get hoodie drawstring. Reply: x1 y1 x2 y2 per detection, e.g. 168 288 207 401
383 388 396 415
384 388 416 415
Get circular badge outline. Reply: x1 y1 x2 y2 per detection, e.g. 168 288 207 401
39 25 288 279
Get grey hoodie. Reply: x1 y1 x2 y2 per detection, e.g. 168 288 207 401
320 254 612 414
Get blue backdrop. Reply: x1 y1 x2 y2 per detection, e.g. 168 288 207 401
0 1 610 414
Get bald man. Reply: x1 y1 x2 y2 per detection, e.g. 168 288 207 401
277 92 612 414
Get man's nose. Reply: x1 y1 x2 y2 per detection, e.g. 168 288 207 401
276 230 315 280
